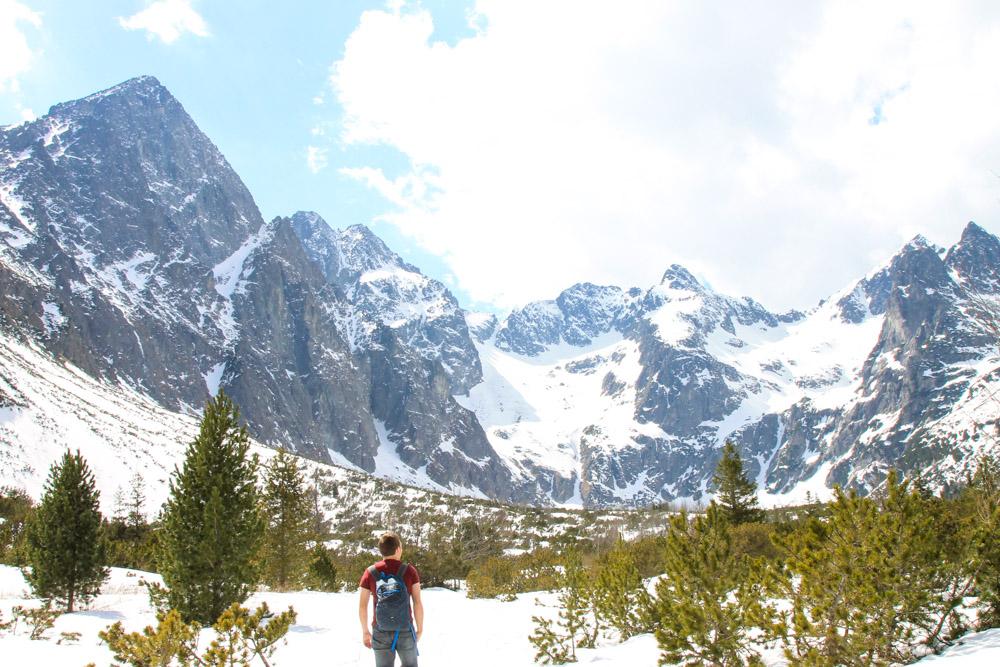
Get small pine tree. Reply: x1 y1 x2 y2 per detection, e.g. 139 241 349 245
159 391 264 625
651 503 769 666
0 486 34 565
593 538 652 640
529 550 598 664
126 472 146 531
100 602 296 667
24 451 109 612
261 449 312 592
712 441 765 525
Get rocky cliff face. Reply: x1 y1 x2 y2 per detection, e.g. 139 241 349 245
0 76 258 409
3 77 998 508
0 78 530 503
289 211 482 394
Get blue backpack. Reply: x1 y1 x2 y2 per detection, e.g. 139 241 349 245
369 563 412 632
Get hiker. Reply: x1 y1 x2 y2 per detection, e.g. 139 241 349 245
359 531 424 667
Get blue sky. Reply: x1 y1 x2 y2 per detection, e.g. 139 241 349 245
0 0 491 309
4 1 1000 313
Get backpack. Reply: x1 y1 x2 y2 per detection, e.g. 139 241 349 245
369 563 412 632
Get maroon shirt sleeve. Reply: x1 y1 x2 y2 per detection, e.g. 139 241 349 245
359 567 372 590
404 565 420 591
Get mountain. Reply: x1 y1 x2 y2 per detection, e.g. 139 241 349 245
3 76 999 508
0 77 533 503
466 227 1000 505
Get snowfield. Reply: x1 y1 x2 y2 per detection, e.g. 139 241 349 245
0 566 658 665
1 566 998 666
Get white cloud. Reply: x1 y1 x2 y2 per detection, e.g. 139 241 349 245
18 106 35 122
0 0 42 94
306 145 328 174
118 0 209 44
331 0 1000 310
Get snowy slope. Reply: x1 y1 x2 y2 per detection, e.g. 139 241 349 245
461 270 888 506
457 333 666 504
0 326 669 552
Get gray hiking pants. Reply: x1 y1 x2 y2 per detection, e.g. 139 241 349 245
372 626 418 667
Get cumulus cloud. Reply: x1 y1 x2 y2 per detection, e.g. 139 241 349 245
0 0 42 94
118 0 209 44
306 145 329 174
331 0 1000 310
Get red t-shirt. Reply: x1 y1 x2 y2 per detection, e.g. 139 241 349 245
359 559 420 627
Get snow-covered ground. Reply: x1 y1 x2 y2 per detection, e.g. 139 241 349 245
1 566 998 666
0 566 658 665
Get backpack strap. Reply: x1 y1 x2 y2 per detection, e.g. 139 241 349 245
396 562 409 582
367 565 380 583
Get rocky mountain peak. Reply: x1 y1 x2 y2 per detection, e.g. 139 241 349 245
2 75 259 269
659 264 704 292
945 221 1000 294
465 312 499 342
53 75 169 111
336 223 412 277
289 211 341 282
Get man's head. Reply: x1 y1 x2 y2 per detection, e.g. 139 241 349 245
378 531 402 559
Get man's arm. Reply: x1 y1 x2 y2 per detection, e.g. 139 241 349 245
411 583 424 641
358 587 372 648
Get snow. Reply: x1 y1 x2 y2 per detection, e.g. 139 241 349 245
915 629 1000 665
0 566 652 665
359 265 424 286
1 565 996 666
645 285 703 345
203 362 226 397
209 222 275 345
212 223 274 299
704 296 884 414
0 177 36 245
459 332 660 494
0 335 199 512
464 311 495 330
40 302 66 335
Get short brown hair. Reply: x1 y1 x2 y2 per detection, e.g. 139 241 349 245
378 531 401 557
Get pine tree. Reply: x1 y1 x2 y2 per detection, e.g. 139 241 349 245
766 472 959 665
712 441 765 525
651 503 769 666
24 450 109 612
126 472 146 531
593 538 652 640
0 486 34 565
529 550 598 664
957 455 1000 629
260 449 312 592
158 391 264 625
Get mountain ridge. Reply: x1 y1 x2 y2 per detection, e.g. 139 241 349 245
2 76 998 507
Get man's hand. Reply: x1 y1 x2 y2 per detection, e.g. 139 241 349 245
416 627 423 642
363 630 372 649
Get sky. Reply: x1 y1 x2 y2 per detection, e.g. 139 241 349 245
3 1 1000 314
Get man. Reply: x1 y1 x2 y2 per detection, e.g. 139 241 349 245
359 531 424 667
